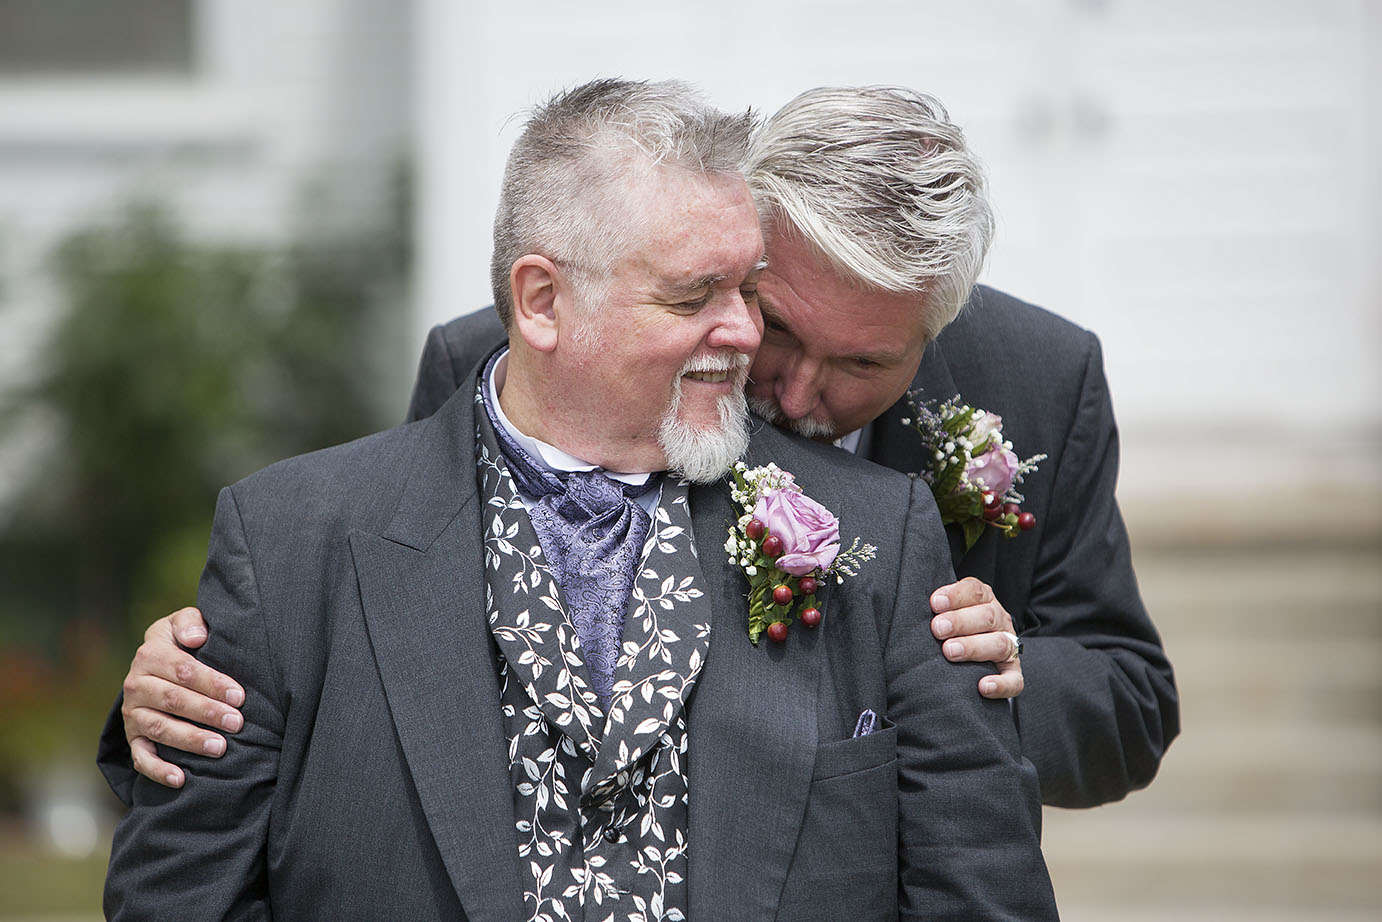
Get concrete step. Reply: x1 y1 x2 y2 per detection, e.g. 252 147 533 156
1132 549 1382 638
1166 637 1382 725
1056 903 1382 922
1111 721 1382 814
1042 486 1382 919
1042 812 1382 911
1121 487 1382 551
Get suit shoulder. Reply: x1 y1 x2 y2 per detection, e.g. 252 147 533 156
945 286 1096 360
439 307 506 358
229 421 428 532
935 286 1101 401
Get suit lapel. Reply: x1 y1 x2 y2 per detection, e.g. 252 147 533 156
351 386 526 922
685 435 824 922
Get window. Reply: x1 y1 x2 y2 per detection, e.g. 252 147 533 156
0 0 193 75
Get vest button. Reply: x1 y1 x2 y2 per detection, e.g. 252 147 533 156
603 824 623 843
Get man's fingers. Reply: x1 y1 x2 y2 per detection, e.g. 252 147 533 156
978 657 1025 700
168 607 210 648
125 701 229 758
124 670 243 734
932 598 1014 641
930 576 995 616
130 641 244 708
941 629 1021 665
129 736 185 789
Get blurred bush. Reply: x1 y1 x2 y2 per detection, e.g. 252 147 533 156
0 184 410 812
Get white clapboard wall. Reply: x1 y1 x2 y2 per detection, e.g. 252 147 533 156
416 0 1381 497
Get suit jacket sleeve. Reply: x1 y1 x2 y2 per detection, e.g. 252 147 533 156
892 481 1056 920
104 487 283 920
1014 335 1178 807
96 697 136 806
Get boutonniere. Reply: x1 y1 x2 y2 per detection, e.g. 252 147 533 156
902 393 1047 551
725 462 877 644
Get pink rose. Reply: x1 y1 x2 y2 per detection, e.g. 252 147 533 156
753 489 841 576
965 445 1019 496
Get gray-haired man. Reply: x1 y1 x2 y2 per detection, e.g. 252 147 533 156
103 79 1057 921
107 84 1176 811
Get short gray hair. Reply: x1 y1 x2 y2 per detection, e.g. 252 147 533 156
745 86 993 342
491 78 755 326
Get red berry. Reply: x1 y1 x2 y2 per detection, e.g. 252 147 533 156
800 607 822 628
983 502 1003 521
798 576 819 595
746 518 765 540
772 584 793 606
1003 502 1021 517
767 621 789 643
1018 512 1036 531
762 534 783 557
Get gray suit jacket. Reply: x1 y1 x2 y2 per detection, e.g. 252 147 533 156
399 287 1178 808
103 366 1057 920
872 287 1178 807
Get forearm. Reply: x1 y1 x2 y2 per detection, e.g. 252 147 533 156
1015 632 1177 807
104 488 282 919
1019 334 1179 806
892 483 1057 920
894 656 1055 920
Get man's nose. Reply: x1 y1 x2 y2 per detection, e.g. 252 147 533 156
773 354 824 421
707 289 763 355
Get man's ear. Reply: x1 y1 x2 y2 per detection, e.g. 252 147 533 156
509 255 563 353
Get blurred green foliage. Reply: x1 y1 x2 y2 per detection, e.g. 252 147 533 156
0 188 411 809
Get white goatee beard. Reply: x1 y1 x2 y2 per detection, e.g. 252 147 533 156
659 353 751 484
747 396 839 441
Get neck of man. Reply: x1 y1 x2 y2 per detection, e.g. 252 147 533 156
498 343 666 475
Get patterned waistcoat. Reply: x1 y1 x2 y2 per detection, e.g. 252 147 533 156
475 399 711 922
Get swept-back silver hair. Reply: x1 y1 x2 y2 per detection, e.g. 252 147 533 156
745 86 993 342
491 78 756 326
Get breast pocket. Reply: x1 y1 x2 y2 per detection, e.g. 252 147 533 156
811 720 897 781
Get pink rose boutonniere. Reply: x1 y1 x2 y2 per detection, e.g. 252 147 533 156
725 462 876 644
903 393 1047 551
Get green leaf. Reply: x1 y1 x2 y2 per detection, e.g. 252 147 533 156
962 518 985 551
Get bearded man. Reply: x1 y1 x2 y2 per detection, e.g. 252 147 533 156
108 85 1176 812
103 79 1056 922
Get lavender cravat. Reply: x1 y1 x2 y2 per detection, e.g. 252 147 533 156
481 359 658 708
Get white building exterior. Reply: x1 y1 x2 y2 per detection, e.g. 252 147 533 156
415 0 1382 498
0 0 1377 498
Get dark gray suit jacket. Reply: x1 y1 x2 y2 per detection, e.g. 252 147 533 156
103 366 1058 920
401 287 1179 808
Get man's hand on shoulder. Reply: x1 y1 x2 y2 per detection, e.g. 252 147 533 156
121 607 245 788
930 578 1025 700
